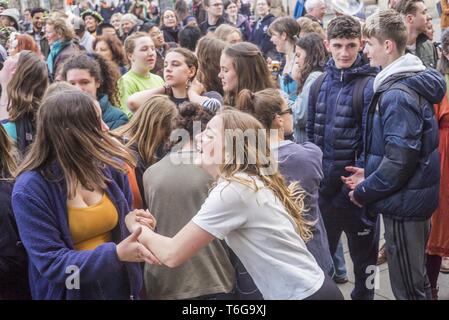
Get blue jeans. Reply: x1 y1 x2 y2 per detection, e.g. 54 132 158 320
332 239 347 278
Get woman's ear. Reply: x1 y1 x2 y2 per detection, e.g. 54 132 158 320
282 32 288 41
188 66 197 80
127 52 133 63
272 114 283 130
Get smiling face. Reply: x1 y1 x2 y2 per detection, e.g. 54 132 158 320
162 10 177 28
45 24 60 45
129 36 157 72
325 37 361 69
148 26 165 48
84 15 98 33
163 51 196 87
32 12 44 30
219 53 238 93
121 19 135 34
195 115 223 175
363 36 389 69
111 15 121 30
256 0 270 17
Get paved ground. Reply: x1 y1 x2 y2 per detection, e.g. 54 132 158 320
337 217 449 300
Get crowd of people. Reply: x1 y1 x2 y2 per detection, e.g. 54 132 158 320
0 0 448 301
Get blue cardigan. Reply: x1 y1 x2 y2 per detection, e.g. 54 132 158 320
12 163 143 300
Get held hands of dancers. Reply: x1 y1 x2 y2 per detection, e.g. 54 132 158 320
115 209 162 265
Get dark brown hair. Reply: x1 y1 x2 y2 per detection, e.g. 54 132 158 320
61 53 121 106
15 90 135 198
327 15 361 40
196 37 226 95
235 88 283 129
175 102 213 138
295 33 327 93
268 16 300 43
166 47 199 79
222 42 275 105
7 51 48 122
93 34 127 67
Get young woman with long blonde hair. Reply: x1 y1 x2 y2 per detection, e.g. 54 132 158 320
126 109 343 300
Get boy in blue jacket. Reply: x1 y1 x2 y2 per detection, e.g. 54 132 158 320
344 9 445 300
307 15 379 300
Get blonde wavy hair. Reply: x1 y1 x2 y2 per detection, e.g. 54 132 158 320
113 95 178 166
217 109 313 242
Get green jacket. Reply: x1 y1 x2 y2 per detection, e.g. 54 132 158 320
414 33 438 69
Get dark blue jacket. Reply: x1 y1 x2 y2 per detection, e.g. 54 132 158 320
354 69 445 221
276 141 333 275
307 55 378 208
250 14 278 60
12 163 143 300
0 178 30 299
99 94 129 130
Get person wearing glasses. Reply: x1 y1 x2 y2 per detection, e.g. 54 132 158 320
236 88 334 277
199 0 229 35
142 24 177 78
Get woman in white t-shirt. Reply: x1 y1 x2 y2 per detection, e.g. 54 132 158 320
126 109 343 300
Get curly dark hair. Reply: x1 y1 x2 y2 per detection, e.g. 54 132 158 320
93 34 127 68
61 53 121 106
327 15 361 40
295 33 327 93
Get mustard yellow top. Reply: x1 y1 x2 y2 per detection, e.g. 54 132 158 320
68 193 119 251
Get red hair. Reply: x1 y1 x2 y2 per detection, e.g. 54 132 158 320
14 34 42 56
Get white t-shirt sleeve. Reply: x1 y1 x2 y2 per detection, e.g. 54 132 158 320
192 181 248 240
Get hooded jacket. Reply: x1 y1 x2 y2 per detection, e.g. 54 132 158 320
354 54 445 221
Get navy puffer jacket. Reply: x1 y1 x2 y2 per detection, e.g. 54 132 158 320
307 55 378 207
354 69 445 220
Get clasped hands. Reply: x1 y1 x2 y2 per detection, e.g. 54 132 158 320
115 209 162 265
341 166 364 208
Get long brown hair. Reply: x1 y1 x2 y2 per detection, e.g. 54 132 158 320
113 95 178 167
0 125 17 179
222 42 275 105
218 109 312 241
236 88 283 129
15 90 136 198
7 51 48 122
294 33 327 93
196 37 226 95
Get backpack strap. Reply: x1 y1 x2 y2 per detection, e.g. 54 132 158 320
309 72 327 110
352 75 373 126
